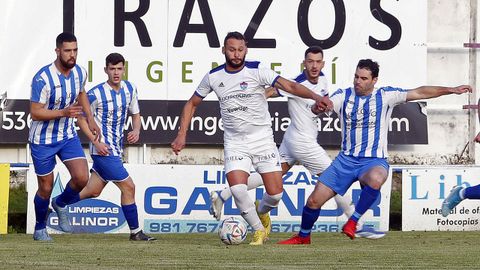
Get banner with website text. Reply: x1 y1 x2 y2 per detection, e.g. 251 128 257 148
26 164 392 234
0 0 427 144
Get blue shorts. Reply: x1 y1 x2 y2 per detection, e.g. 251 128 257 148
30 136 86 176
91 155 129 182
318 152 389 196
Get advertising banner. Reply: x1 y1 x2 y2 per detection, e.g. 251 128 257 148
1 99 427 145
0 0 427 144
27 164 392 234
402 167 480 231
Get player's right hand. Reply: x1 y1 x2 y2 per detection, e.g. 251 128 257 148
63 105 84 118
313 96 333 113
171 135 186 155
94 142 110 156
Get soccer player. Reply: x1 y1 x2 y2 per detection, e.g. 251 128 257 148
171 32 332 245
441 132 480 216
73 53 155 241
30 32 100 241
210 46 385 240
278 59 472 244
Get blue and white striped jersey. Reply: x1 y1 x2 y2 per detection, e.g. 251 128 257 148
29 63 87 144
330 86 408 158
87 81 140 156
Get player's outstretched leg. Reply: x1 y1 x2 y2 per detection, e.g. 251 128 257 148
209 191 226 221
441 186 465 217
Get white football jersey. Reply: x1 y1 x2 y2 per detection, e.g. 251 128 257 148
195 61 280 146
278 71 329 143
330 86 408 158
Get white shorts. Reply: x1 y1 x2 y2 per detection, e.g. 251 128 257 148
224 141 281 174
279 138 331 176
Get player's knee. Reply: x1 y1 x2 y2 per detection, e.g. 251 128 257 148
72 172 89 187
263 192 283 207
123 182 136 197
367 174 386 190
368 181 382 190
90 190 102 198
37 184 53 198
363 170 387 190
306 195 323 209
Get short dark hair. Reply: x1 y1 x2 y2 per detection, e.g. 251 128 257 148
304 46 324 58
224 31 246 46
357 59 379 78
56 32 77 48
105 53 125 66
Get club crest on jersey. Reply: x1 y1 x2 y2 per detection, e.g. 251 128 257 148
240 82 248 90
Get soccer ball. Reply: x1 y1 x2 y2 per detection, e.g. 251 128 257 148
218 217 247 245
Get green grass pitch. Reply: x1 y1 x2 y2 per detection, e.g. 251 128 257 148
0 231 478 269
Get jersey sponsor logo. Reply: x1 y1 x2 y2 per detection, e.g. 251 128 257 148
47 173 127 233
225 155 244 161
240 81 248 90
220 93 253 102
345 108 378 119
255 152 276 161
226 106 248 113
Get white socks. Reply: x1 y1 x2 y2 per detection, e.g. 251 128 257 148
219 173 265 200
230 184 263 231
258 192 283 214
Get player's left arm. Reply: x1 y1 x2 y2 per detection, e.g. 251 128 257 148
406 85 472 101
127 113 141 144
273 77 333 111
78 91 101 141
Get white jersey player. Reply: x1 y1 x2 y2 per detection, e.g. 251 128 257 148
171 32 332 245
279 59 471 245
210 46 385 240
